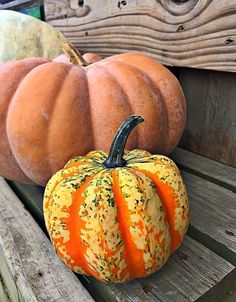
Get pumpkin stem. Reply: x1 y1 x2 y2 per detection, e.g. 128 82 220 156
103 115 144 168
62 43 90 66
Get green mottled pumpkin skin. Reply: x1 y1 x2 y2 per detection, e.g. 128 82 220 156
0 10 68 62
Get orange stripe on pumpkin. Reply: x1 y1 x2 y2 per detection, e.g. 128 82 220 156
54 175 103 281
112 170 146 279
132 168 181 253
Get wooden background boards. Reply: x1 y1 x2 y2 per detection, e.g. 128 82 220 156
44 0 236 72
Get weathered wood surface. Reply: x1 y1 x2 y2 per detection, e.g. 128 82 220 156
197 269 236 302
178 68 236 168
44 0 236 72
171 148 236 192
0 177 94 302
182 171 236 266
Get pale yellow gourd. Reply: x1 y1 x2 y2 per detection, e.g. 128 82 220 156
0 10 68 62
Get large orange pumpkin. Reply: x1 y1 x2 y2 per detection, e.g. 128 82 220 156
43 116 189 283
0 45 186 186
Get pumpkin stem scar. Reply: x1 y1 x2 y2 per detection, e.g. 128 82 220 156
62 42 90 66
103 115 144 169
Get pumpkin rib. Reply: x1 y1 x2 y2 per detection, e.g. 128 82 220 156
89 62 138 147
107 53 186 154
77 65 95 154
130 166 182 253
46 63 75 175
99 59 168 153
44 164 104 237
54 173 105 280
111 169 146 280
126 167 172 273
2 59 48 183
7 62 72 184
86 64 135 151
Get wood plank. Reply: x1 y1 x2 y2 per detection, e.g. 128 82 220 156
171 148 236 192
0 244 25 302
196 268 236 302
181 171 236 265
8 181 45 227
44 0 236 72
0 177 94 302
178 68 236 168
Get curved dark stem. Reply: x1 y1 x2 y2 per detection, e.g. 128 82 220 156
103 115 144 168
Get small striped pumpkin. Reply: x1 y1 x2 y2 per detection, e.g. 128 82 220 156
43 116 189 283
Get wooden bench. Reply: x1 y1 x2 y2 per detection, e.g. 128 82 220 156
0 0 236 301
0 148 235 302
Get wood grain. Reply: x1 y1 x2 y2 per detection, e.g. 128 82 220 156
182 171 236 265
178 68 236 168
0 177 94 302
171 148 236 192
197 269 236 302
44 0 236 72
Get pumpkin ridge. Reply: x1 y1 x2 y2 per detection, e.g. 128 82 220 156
127 167 172 273
53 173 104 280
100 59 168 153
130 166 181 253
7 62 72 184
44 164 103 234
3 59 48 183
45 63 75 175
111 169 146 280
79 65 95 152
86 64 134 150
107 53 186 154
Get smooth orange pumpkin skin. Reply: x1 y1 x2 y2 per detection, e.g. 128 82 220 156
0 53 186 185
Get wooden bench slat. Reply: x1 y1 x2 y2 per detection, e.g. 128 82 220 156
171 148 236 192
0 177 94 302
181 171 236 265
197 268 236 302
